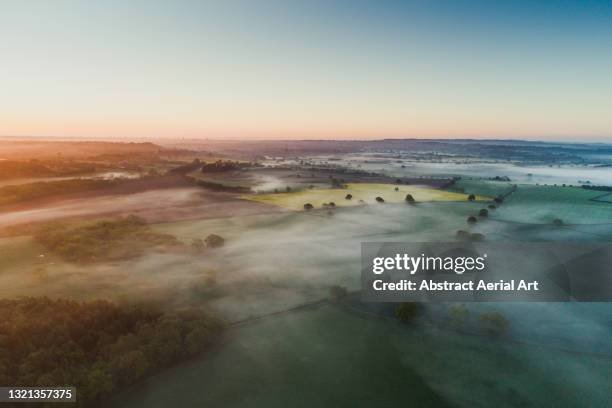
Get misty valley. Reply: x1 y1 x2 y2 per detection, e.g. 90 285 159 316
0 139 611 407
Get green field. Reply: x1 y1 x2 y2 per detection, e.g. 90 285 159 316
107 305 611 408
242 183 489 210
491 185 612 225
448 178 515 197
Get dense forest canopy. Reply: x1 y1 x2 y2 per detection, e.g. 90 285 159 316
0 297 224 406
34 216 180 263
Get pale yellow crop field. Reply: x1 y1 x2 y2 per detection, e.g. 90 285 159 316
241 183 489 210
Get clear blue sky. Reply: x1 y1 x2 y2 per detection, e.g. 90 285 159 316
1 0 611 140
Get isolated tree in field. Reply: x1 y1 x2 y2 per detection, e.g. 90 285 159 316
395 302 422 323
553 218 563 226
479 312 509 337
303 203 314 211
470 233 485 241
456 230 470 240
394 187 399 191
345 194 353 200
375 196 385 203
190 238 205 253
479 209 488 217
468 194 476 201
467 216 477 225
329 285 348 300
204 234 224 248
405 194 415 203
286 186 292 192
449 304 469 329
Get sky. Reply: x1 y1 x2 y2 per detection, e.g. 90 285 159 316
1 0 611 141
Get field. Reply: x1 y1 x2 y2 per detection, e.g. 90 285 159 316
1 140 612 408
108 305 612 408
448 178 515 197
491 185 612 225
242 183 489 210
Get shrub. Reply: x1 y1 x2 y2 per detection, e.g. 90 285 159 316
303 203 314 210
205 234 225 248
395 302 422 323
375 196 385 203
479 312 509 337
449 304 469 328
329 285 349 300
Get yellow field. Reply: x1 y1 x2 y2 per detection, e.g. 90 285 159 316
241 183 489 210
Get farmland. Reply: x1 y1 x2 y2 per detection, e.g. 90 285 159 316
242 183 488 211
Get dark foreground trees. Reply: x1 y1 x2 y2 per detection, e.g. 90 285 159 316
0 297 224 405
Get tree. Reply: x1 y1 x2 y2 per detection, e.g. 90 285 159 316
345 194 352 200
303 203 314 211
205 234 224 248
479 312 509 337
553 218 563 227
467 216 477 225
395 302 422 323
468 194 476 201
394 187 399 191
375 196 385 203
110 350 149 385
494 196 504 204
456 230 470 240
479 209 488 217
329 285 348 300
488 204 496 210
405 194 415 203
84 369 114 400
471 233 485 241
190 239 205 253
449 304 469 329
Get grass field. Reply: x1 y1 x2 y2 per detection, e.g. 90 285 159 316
108 305 611 408
492 185 612 225
241 183 488 210
448 178 515 197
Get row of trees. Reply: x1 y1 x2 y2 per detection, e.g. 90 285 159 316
0 178 116 206
394 302 510 337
